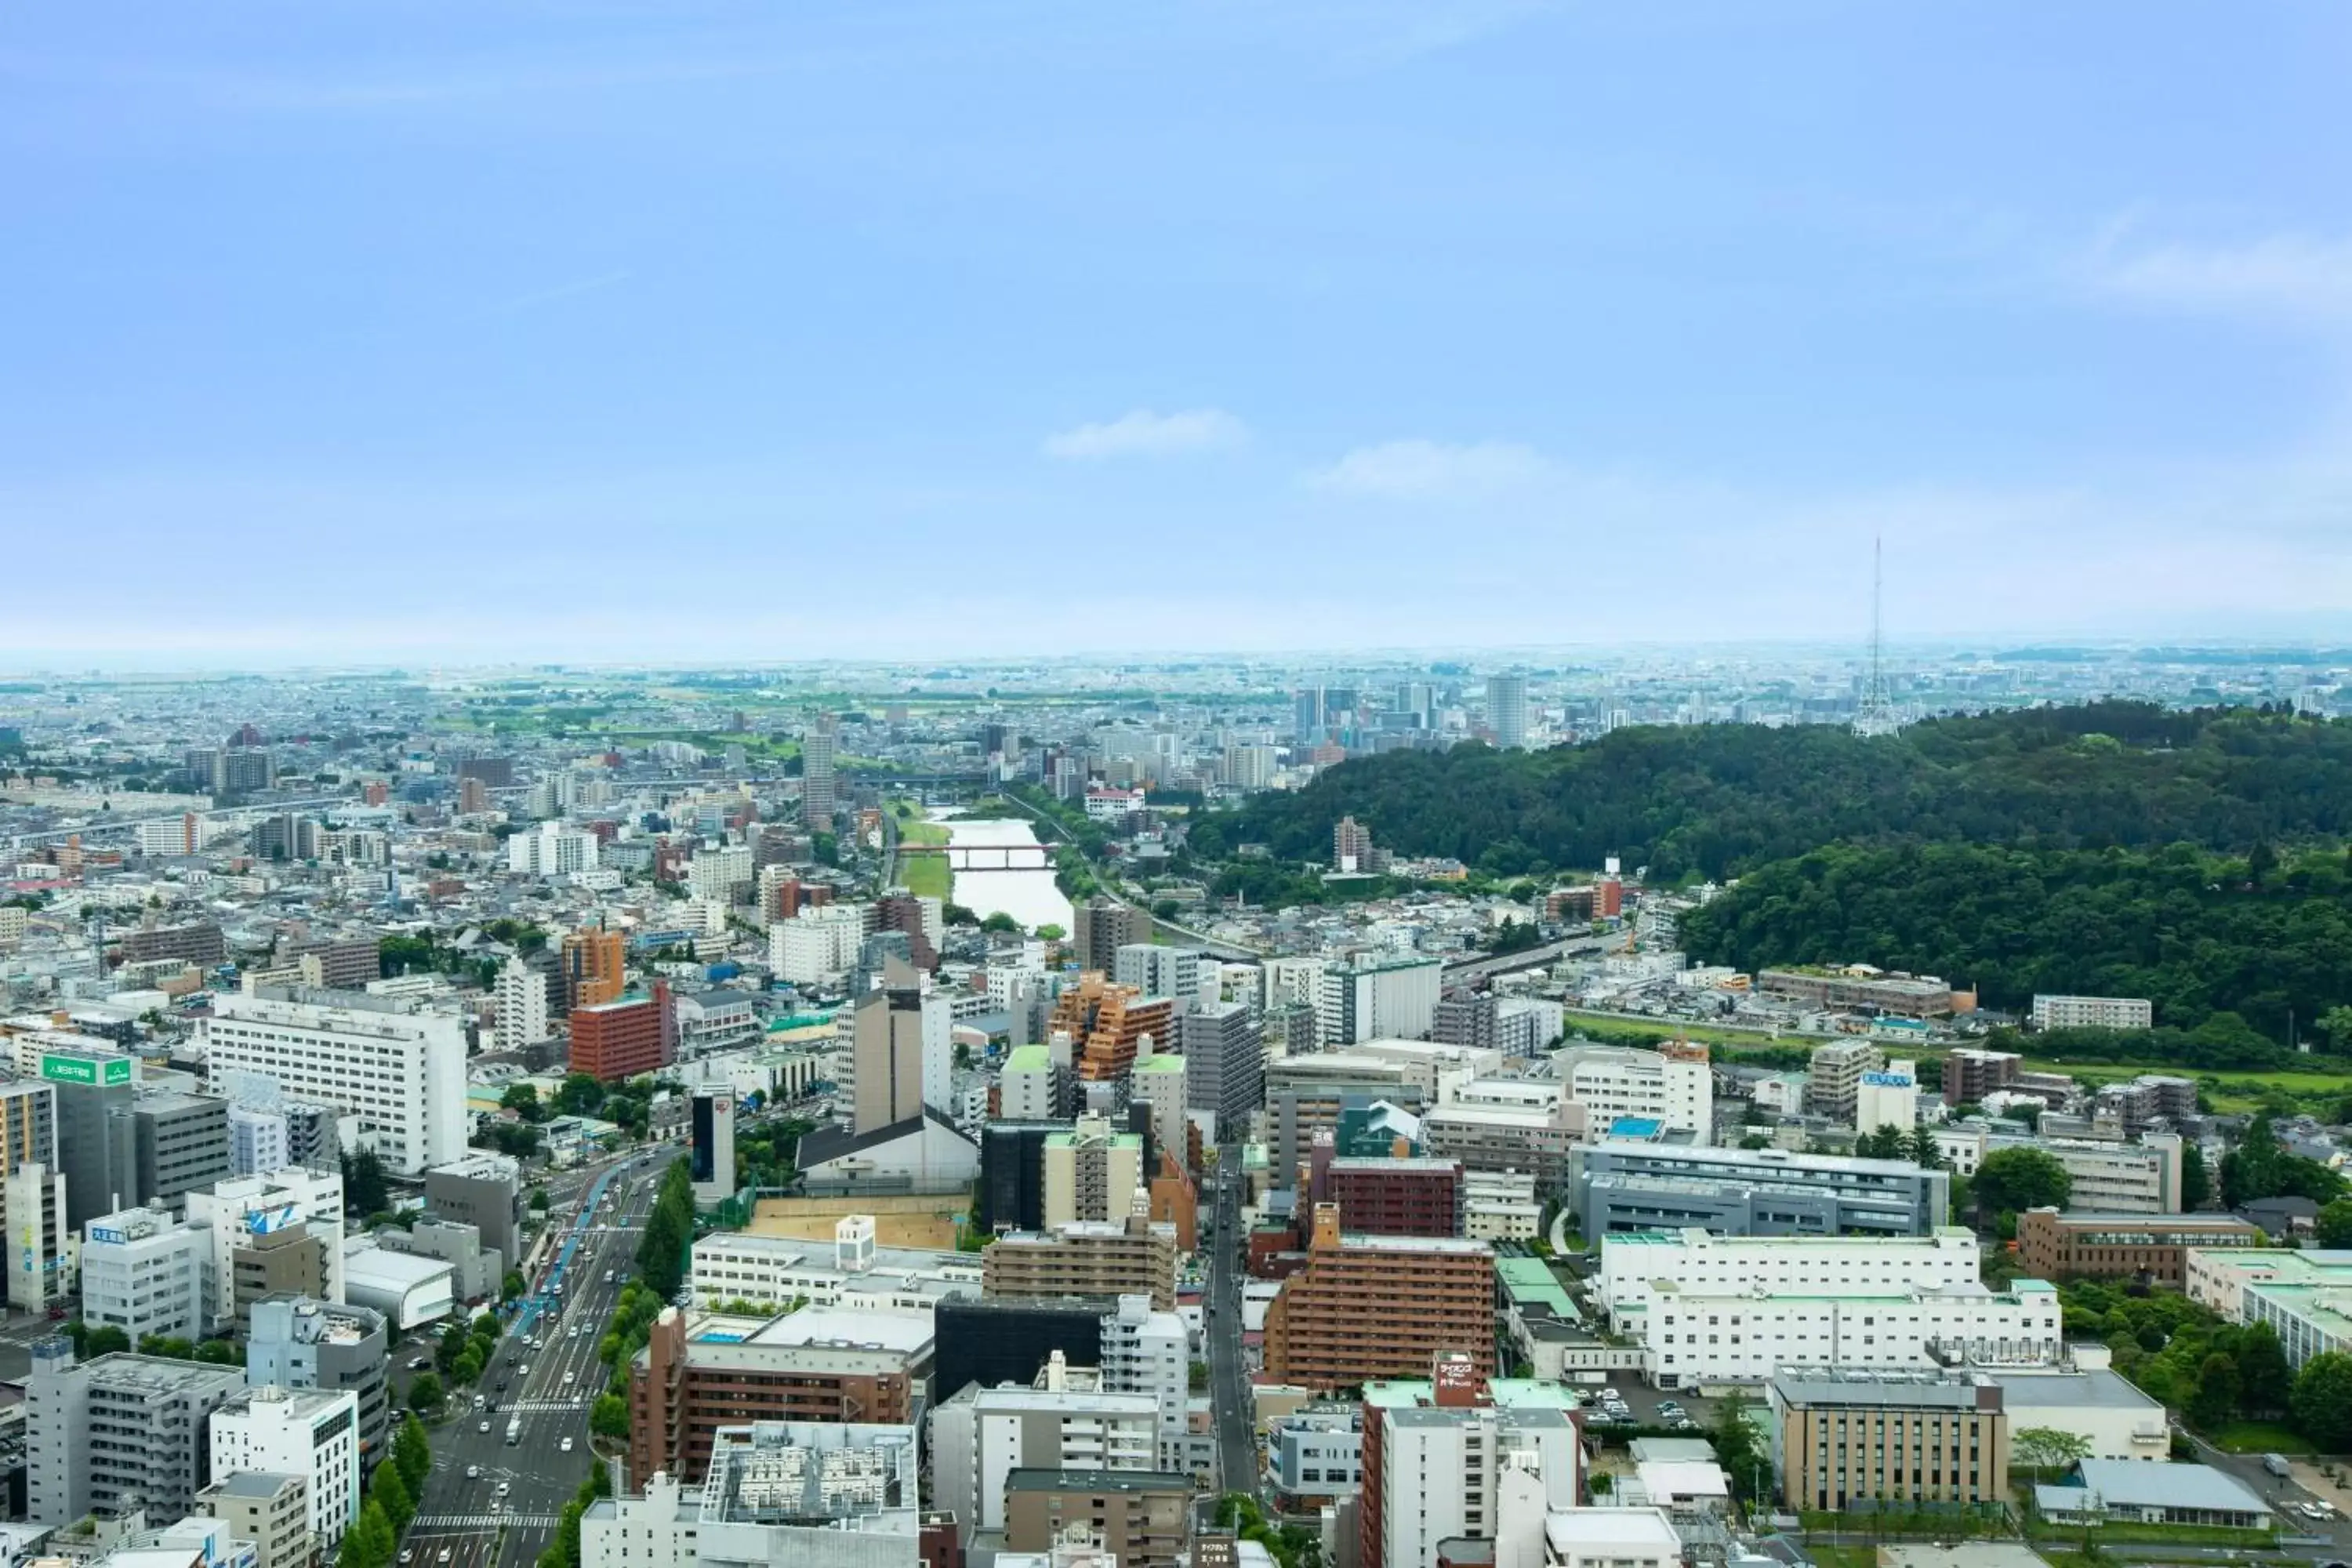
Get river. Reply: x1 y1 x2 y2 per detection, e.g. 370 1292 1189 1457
935 813 1075 934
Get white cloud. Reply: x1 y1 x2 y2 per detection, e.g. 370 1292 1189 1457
1041 408 1247 460
2088 231 2352 323
1307 438 1553 499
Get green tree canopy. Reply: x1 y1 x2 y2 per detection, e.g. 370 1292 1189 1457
2292 1352 2352 1450
1972 1146 2072 1219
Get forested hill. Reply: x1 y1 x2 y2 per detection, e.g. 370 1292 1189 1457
1190 702 2352 880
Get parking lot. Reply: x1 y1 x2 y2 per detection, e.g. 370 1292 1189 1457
1572 1380 1726 1434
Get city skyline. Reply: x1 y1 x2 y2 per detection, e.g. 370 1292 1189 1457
6 2 2350 662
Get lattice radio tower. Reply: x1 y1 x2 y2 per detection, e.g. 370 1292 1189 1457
1853 534 1897 737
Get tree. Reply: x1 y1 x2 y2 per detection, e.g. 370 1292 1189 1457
2240 1322 2294 1417
555 1073 607 1117
2013 1426 2091 1486
590 1393 631 1439
503 1270 528 1302
1908 1124 1944 1169
369 1457 414 1536
452 1348 483 1386
637 1159 695 1299
342 1148 390 1216
2182 1142 2212 1211
339 1500 395 1568
2188 1351 2241 1431
1709 1397 1768 1502
1036 923 1065 943
437 1319 470 1372
980 912 1019 935
503 1083 546 1122
530 1186 552 1212
1973 1147 2072 1221
1857 1124 1909 1160
87 1324 130 1357
2292 1352 2352 1450
407 1371 445 1415
194 1338 239 1365
2321 1200 2352 1249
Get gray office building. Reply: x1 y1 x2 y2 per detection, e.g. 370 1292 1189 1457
424 1153 524 1269
129 1091 234 1209
51 1055 138 1229
1178 1003 1263 1142
246 1296 391 1470
26 1341 248 1524
1570 1140 1949 1240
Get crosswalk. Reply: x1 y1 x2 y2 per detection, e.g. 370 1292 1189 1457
412 1515 559 1530
499 1399 584 1413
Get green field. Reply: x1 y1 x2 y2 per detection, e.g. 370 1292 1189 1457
2206 1421 2316 1454
896 851 952 901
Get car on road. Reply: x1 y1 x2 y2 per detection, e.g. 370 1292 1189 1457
496 1481 510 1496
520 1364 532 1377
466 1465 480 1479
561 1436 575 1452
564 1371 575 1385
479 1420 492 1434
399 1552 412 1565
437 1552 451 1564
407 1356 429 1370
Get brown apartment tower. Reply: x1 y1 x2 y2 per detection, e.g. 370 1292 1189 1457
561 928 626 1011
1048 975 1175 1091
1263 1205 1494 1391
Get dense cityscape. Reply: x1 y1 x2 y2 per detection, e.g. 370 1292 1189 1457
6 4 2347 1568
0 646 2349 1568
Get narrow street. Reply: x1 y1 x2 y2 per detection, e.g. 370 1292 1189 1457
1207 1143 1257 1501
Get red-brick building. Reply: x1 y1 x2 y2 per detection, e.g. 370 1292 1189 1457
569 981 673 1082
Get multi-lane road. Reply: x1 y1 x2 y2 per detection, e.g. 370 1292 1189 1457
402 1151 666 1568
1206 1145 1258 1503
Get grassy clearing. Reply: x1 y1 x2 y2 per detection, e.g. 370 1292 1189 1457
1805 1547 1878 1568
896 851 951 902
2207 1421 2316 1455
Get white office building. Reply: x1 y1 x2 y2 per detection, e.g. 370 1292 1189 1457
198 990 468 1175
769 907 868 987
691 844 754 903
1099 1293 1192 1474
1317 955 1443 1047
1856 1062 1921 1135
1112 946 1213 1012
1597 1228 1984 1334
187 1167 348 1325
1367 1381 1580 1568
495 959 551 1048
688 1221 982 1316
581 1421 919 1568
80 1206 210 1345
506 822 600 877
209 1385 361 1549
1000 1046 1059 1121
227 1105 291 1178
1559 1043 1712 1138
1642 1279 2063 1388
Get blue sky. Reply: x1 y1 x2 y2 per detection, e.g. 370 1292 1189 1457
5 1 2350 664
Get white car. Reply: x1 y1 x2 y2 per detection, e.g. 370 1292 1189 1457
496 1481 510 1497
561 1436 575 1452
479 1420 492 1434
564 1371 575 1385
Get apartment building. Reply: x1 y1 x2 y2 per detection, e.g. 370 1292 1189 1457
1263 1207 1494 1391
1420 1095 1579 1185
1074 898 1152 975
1935 1128 2183 1214
1049 976 1175 1091
1179 1002 1263 1141
2032 995 2154 1031
424 1153 524 1269
1003 1470 1193 1568
198 989 466 1174
1806 1040 1886 1121
1358 1372 1581 1568
1769 1371 2009 1512
1595 1229 1982 1334
186 1167 347 1330
570 986 675 1083
2016 1209 2260 1287
1318 955 1442 1047
1942 1050 2021 1105
627 1307 928 1488
1320 1157 1461 1238
197 1472 313 1568
26 1344 249 1525
1571 1141 1951 1239
982 1218 1180 1312
1559 1042 1711 1138
1044 1117 1145 1228
1762 970 1955 1018
929 1377 1160 1542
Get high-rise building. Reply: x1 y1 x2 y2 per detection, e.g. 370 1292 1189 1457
5 1162 69 1312
43 1044 140 1229
198 990 468 1175
506 821 600 877
80 1206 209 1344
228 1105 291 1176
1073 898 1151 975
1048 975 1175 1094
1292 688 1326 746
424 1154 524 1269
688 1091 735 1205
929 1374 1159 1543
571 985 675 1083
585 1421 920 1568
982 1218 1179 1310
1263 1207 1494 1391
1485 673 1529 750
849 960 946 1135
1178 1002 1262 1142
26 1343 249 1525
1332 815 1374 872
626 1306 926 1489
977 1121 1073 1235
1942 1048 2022 1105
209 1385 361 1552
1319 1158 1461 1238
1316 955 1442 1047
129 1091 234 1209
1112 944 1208 1012
933 1294 1110 1406
1043 1116 1145 1229
1806 1040 1886 1122
1003 1471 1193 1568
495 957 551 1047
1559 1042 1712 1138
187 1167 347 1332
1358 1371 1581 1568
561 928 628 1011
245 1296 391 1469
800 714 839 829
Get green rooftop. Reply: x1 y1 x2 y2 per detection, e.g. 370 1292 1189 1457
1134 1054 1185 1074
1005 1045 1051 1071
1495 1256 1578 1319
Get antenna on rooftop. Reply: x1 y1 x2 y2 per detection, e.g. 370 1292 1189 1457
1854 535 1896 738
